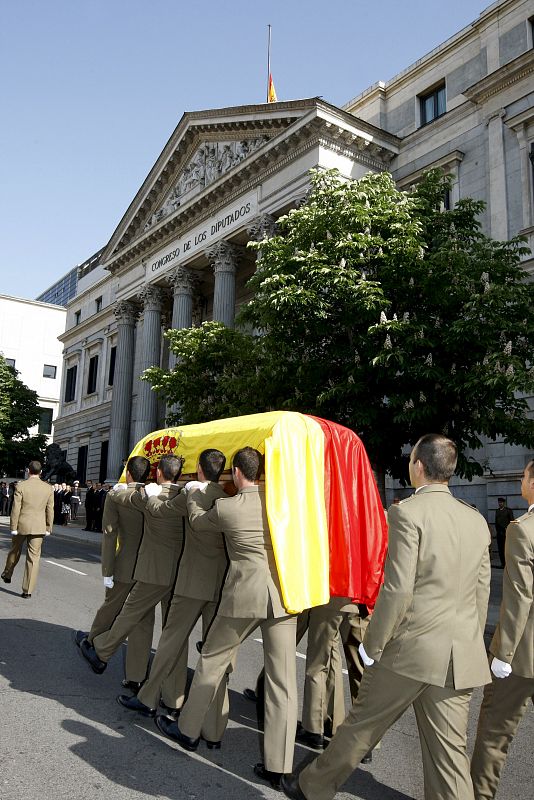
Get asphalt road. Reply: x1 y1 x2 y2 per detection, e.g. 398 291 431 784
0 528 532 800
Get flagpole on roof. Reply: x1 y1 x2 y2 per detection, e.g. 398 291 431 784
267 24 272 103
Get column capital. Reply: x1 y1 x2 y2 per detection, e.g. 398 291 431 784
138 283 164 311
113 300 138 325
205 241 244 275
247 213 278 242
167 265 199 295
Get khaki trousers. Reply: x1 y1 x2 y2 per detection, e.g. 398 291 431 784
138 595 227 741
471 672 534 799
92 581 171 664
3 534 44 594
301 598 346 735
88 580 154 683
299 661 475 800
179 612 298 773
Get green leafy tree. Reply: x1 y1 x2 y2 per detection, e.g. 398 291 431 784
143 168 534 485
0 356 47 476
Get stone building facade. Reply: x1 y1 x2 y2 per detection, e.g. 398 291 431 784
54 0 534 516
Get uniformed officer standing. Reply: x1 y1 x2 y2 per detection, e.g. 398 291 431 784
156 447 298 790
471 459 534 799
281 433 492 800
118 449 230 746
74 456 152 691
79 454 185 695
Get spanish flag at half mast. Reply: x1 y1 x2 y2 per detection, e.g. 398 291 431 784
268 72 277 103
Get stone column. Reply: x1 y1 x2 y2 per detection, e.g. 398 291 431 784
106 300 138 482
205 241 240 327
134 284 164 442
168 265 198 355
247 213 277 264
487 110 508 241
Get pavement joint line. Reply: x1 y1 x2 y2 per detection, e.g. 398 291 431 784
44 560 87 575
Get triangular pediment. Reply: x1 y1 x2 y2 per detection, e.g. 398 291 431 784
102 99 322 268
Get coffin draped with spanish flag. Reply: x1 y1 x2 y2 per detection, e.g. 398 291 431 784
124 411 388 614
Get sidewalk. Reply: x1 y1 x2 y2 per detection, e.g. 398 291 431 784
0 514 102 546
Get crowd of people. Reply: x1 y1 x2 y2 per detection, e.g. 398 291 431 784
1 438 533 800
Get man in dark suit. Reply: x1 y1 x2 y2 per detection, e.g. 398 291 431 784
2 461 54 597
281 434 491 800
471 460 534 799
155 447 298 789
83 480 96 531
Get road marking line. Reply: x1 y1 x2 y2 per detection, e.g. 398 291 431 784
45 560 87 575
253 637 348 674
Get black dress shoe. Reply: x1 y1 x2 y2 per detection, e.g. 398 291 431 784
117 694 156 717
21 592 31 598
281 773 307 800
80 638 107 674
74 630 88 647
361 750 373 764
295 723 324 750
121 679 144 693
201 735 221 750
253 763 283 790
1 572 11 584
243 687 258 702
195 640 203 653
159 700 180 720
155 715 199 751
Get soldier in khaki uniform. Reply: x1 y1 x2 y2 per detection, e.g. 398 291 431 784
2 461 54 597
74 456 152 689
79 454 185 696
471 459 534 799
118 449 230 745
156 447 298 790
281 434 491 800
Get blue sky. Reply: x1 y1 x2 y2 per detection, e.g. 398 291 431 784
1 0 488 299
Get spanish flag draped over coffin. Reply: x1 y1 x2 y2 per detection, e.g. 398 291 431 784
125 411 387 614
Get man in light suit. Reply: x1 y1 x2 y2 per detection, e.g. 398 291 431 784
471 459 534 799
155 447 298 790
117 449 229 745
281 433 491 800
74 456 152 691
79 454 185 689
2 460 54 598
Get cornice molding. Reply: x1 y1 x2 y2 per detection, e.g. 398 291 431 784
396 149 465 187
463 49 534 106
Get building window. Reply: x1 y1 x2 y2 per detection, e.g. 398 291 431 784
420 84 446 126
87 355 99 394
99 440 109 484
38 408 54 435
64 365 77 402
74 310 81 326
5 358 16 369
95 296 103 313
43 364 57 379
108 346 116 386
76 445 88 484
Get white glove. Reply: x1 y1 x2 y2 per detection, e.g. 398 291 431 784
112 483 127 492
359 642 375 666
44 532 51 536
144 483 162 498
183 480 207 493
103 576 114 589
491 657 512 679
11 531 17 536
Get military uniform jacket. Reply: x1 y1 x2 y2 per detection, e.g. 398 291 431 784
146 481 228 602
490 510 534 679
109 484 184 587
363 484 491 690
101 483 145 582
10 477 54 535
187 484 287 619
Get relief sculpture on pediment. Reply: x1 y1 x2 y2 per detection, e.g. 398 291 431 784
144 136 269 231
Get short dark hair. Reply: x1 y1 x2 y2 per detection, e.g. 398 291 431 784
233 447 263 481
28 461 41 475
127 456 151 483
497 497 506 503
526 460 534 481
412 434 457 482
199 449 226 482
158 454 184 482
